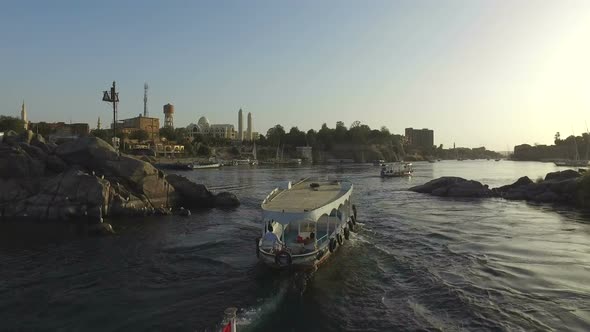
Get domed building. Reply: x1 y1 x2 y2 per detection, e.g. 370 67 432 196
187 116 236 139
197 116 210 128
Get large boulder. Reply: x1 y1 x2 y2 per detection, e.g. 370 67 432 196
46 155 68 173
166 174 214 207
55 137 174 206
55 136 119 168
214 192 240 208
31 134 52 154
0 144 45 178
1 130 19 145
545 170 581 182
1 168 111 222
494 176 533 195
409 177 492 198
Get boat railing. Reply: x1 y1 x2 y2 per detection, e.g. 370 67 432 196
262 188 280 205
316 234 329 247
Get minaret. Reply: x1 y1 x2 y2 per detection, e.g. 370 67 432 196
21 100 28 130
238 109 244 141
143 83 149 117
97 117 102 130
247 112 252 141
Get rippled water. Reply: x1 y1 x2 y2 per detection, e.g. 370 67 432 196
1 161 589 331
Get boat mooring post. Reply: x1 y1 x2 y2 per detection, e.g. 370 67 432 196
223 307 237 332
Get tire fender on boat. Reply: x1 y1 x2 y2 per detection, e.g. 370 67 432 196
348 220 355 232
316 249 325 261
344 227 350 240
255 237 260 258
352 204 357 219
337 233 343 245
275 250 292 267
329 238 337 253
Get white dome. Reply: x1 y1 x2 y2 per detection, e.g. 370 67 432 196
198 116 210 127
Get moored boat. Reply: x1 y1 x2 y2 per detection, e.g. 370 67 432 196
191 162 220 169
256 177 356 270
380 162 413 177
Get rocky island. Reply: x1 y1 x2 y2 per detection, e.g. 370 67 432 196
0 130 239 235
409 169 590 207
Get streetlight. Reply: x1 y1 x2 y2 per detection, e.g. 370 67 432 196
102 81 120 149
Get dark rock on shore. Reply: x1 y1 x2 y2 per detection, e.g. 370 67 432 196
166 174 240 208
410 170 588 207
409 177 492 198
0 132 240 234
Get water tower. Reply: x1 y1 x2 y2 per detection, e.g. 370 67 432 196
163 103 174 129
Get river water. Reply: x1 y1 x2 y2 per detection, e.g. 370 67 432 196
1 161 589 331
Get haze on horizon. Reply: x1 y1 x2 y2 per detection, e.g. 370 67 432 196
1 0 590 151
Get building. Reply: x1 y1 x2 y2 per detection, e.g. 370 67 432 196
405 128 434 149
246 112 253 141
116 114 160 139
163 103 174 129
187 116 236 139
238 109 244 141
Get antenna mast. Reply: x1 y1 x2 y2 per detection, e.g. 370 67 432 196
144 82 149 117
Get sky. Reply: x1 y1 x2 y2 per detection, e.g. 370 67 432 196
1 0 590 151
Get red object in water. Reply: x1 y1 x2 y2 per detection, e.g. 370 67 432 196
223 322 232 332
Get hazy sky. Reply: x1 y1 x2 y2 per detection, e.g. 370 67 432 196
1 0 590 150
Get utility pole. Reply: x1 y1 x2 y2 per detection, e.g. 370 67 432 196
102 81 120 150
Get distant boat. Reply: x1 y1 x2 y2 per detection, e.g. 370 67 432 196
381 162 413 177
191 162 220 169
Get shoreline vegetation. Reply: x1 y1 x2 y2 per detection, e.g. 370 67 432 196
513 132 590 161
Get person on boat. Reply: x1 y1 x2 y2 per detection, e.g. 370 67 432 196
261 228 281 251
303 232 316 252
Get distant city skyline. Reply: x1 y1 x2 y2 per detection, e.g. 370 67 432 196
2 1 590 151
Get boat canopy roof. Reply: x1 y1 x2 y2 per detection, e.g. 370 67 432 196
261 178 353 225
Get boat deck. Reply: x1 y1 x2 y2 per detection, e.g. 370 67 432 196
263 179 349 213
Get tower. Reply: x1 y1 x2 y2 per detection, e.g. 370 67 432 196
143 83 149 117
163 103 174 129
238 109 244 141
97 117 101 130
21 100 28 130
247 112 252 141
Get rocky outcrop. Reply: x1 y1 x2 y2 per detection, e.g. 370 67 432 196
166 174 240 208
0 132 240 234
409 177 492 198
410 170 588 207
214 192 241 208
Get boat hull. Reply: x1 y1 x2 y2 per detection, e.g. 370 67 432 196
258 244 337 270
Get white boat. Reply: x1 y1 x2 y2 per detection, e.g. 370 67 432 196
232 158 257 166
380 162 413 177
191 162 220 169
257 177 356 270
